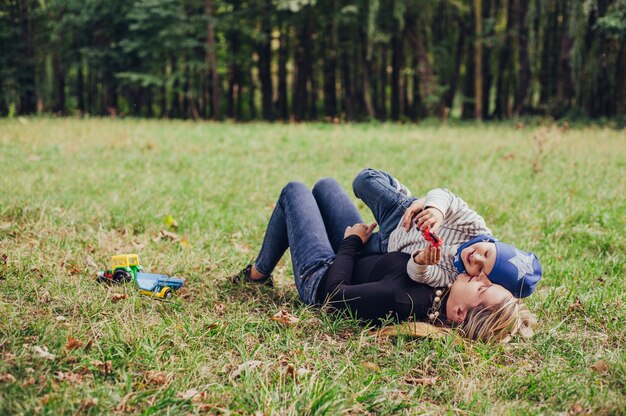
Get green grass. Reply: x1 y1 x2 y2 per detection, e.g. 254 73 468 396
0 118 624 415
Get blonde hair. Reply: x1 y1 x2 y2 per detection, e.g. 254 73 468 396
457 297 537 343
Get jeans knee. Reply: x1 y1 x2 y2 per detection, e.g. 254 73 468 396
312 177 339 197
281 181 308 200
352 168 377 197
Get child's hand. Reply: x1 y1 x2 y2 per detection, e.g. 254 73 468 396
415 207 443 232
413 244 441 265
401 198 426 231
344 222 377 244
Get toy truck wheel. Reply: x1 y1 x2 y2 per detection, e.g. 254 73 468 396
164 288 173 299
113 269 131 283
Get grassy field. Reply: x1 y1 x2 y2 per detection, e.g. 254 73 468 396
0 118 624 415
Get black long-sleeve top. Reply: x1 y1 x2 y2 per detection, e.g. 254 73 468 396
316 235 448 325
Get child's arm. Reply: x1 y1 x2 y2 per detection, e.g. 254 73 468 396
406 246 455 287
421 188 491 236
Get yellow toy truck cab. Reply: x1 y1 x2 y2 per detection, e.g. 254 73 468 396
102 254 143 282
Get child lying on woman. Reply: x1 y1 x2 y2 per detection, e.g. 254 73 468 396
352 168 542 298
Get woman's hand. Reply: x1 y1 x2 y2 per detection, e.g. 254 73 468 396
401 198 426 231
413 244 441 265
344 222 377 244
415 207 443 232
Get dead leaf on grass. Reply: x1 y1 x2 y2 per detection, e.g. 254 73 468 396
145 371 168 385
213 302 225 316
271 309 299 325
111 293 128 303
55 371 84 384
361 361 380 372
569 403 585 415
0 374 16 383
378 322 451 339
569 297 582 312
177 388 208 403
80 398 98 409
230 360 264 380
22 377 35 387
91 360 112 375
38 289 50 303
33 345 56 360
405 376 439 386
590 361 609 373
65 336 84 351
164 215 178 230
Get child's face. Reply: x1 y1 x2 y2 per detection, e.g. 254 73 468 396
460 242 497 277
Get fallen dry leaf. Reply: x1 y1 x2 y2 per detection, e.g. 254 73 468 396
55 371 84 384
230 360 264 380
569 298 582 312
65 336 84 351
111 293 128 303
361 361 380 372
177 388 208 403
378 322 451 339
569 403 585 415
91 360 112 375
501 152 515 160
271 310 299 325
0 374 16 383
164 215 178 230
590 361 609 373
80 398 98 408
33 346 56 360
22 377 36 387
405 376 439 385
145 371 168 385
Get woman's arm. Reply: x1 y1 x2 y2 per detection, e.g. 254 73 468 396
321 236 402 322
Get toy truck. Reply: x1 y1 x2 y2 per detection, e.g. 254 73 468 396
135 273 185 299
98 254 143 283
97 254 184 299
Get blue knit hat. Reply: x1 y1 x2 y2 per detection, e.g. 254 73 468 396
454 235 542 298
490 242 542 298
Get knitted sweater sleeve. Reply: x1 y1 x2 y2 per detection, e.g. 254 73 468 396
424 188 491 236
406 252 455 287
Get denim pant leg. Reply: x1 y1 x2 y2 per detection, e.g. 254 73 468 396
312 178 364 253
254 182 335 305
352 168 417 253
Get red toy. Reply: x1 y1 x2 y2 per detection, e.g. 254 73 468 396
422 227 443 248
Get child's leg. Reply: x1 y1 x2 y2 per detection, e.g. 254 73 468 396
311 178 370 252
253 181 335 304
352 168 417 252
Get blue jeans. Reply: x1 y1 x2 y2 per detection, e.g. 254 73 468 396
352 168 417 253
254 180 363 305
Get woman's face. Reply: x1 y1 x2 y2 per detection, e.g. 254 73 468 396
446 273 512 323
460 242 497 277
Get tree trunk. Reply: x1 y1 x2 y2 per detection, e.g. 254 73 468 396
391 31 403 120
322 23 337 118
379 50 388 119
340 47 354 119
248 65 257 119
614 41 625 116
514 0 530 115
462 1 475 119
494 0 513 119
359 24 374 118
17 0 37 114
205 0 220 120
293 13 311 120
474 0 483 120
76 54 84 115
259 0 273 120
278 23 289 120
443 16 465 112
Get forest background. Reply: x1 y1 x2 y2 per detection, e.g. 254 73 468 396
1 0 625 122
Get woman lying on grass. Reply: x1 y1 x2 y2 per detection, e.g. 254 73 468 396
234 177 536 342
